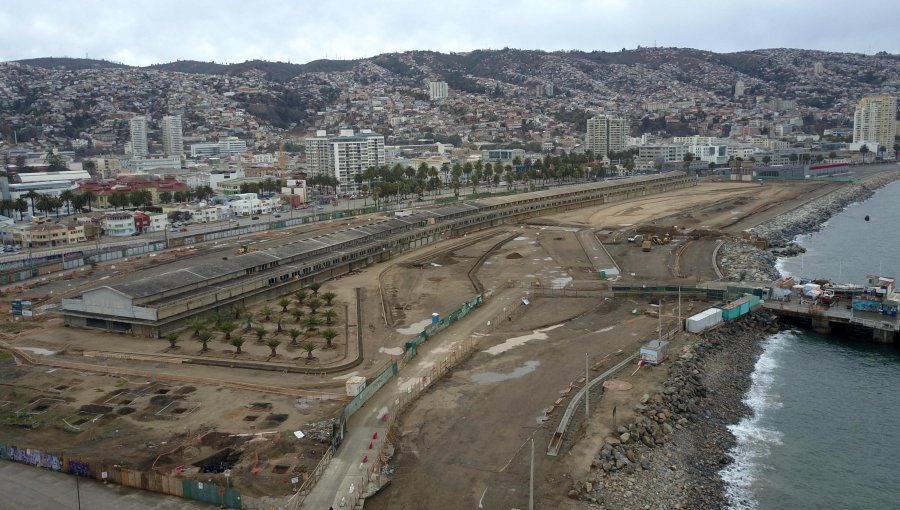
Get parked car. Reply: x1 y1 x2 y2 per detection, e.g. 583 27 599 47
251 216 260 220
273 214 281 218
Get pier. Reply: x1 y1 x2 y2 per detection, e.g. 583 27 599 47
763 300 899 343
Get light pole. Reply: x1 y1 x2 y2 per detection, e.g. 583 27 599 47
529 437 534 510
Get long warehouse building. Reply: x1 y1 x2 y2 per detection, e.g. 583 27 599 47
62 172 696 336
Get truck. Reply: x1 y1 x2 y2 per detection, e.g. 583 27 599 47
641 240 652 252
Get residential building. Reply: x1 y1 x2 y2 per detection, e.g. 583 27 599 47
585 115 628 157
101 212 137 236
129 116 149 157
124 156 182 173
304 130 331 177
281 179 308 207
12 223 86 247
304 129 385 192
734 80 745 99
160 115 184 157
428 81 448 100
481 149 526 164
853 95 897 150
189 137 248 158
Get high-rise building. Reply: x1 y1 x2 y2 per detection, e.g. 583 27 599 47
853 95 898 149
814 61 824 75
585 115 629 157
304 129 385 192
428 81 448 100
129 116 149 157
734 80 745 99
160 115 184 157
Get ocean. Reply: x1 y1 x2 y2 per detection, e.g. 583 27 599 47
722 179 900 509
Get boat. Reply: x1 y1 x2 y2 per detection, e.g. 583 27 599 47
865 215 870 221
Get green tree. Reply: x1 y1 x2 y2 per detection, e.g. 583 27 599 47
242 312 254 332
309 282 321 295
59 190 74 215
289 328 302 346
80 190 96 211
188 318 206 337
266 338 281 357
323 309 337 325
165 332 179 349
301 341 316 360
219 321 236 341
259 305 273 321
109 192 130 210
682 152 694 172
303 316 321 333
290 308 305 322
277 298 291 312
307 298 322 314
322 328 338 349
159 191 173 204
321 291 337 306
859 144 870 163
275 314 285 333
254 326 267 342
24 190 40 216
197 330 211 352
294 289 308 305
230 335 245 354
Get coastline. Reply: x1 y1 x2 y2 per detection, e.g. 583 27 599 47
576 312 780 509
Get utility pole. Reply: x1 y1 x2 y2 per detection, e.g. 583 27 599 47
678 287 682 331
585 353 590 417
76 475 82 510
529 437 534 510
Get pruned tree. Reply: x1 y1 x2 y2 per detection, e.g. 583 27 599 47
301 341 316 360
266 338 281 357
322 291 337 306
165 332 179 349
198 330 211 352
231 335 244 354
322 328 338 349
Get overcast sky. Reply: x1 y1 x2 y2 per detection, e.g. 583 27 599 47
1 0 897 66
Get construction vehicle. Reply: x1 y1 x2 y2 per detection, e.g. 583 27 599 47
641 240 652 252
237 241 257 255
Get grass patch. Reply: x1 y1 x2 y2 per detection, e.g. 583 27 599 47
0 351 12 361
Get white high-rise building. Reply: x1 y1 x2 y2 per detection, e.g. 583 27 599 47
428 81 448 100
160 115 184 157
814 61 824 75
304 129 385 192
853 95 897 150
734 80 746 99
585 115 629 157
129 116 149 156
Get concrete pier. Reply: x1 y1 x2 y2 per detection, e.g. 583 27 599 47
764 300 898 343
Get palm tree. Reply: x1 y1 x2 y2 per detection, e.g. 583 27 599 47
198 330 211 352
309 283 321 295
259 306 273 321
219 322 236 341
165 332 179 349
159 191 173 204
24 190 39 216
301 341 316 360
294 290 308 305
59 190 74 215
321 291 337 306
254 327 267 342
859 144 870 163
290 308 305 322
188 318 206 337
242 312 254 332
303 316 321 333
80 190 96 211
307 298 322 315
266 338 281 357
232 305 246 320
230 335 245 354
277 298 291 312
322 328 338 349
14 198 27 220
289 328 302 346
323 309 337 325
275 314 285 333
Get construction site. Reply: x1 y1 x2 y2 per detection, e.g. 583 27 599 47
0 172 882 508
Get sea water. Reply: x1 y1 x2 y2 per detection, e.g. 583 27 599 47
723 179 900 509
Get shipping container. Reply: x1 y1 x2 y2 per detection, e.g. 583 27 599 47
686 307 723 333
720 294 762 321
640 340 669 365
345 376 367 397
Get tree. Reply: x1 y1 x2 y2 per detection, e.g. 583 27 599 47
323 309 337 325
230 335 245 354
198 330 211 352
188 318 206 337
829 151 837 160
259 305 273 321
275 314 285 333
277 298 291 312
129 189 152 208
109 192 130 210
301 341 316 360
289 328 302 346
307 298 322 314
322 328 338 349
266 338 281 357
219 321 236 341
254 326 267 342
159 191 173 204
303 316 321 333
309 282 321 295
762 156 771 166
859 144 870 163
165 332 179 349
24 190 39 216
290 308 305 322
35 194 56 216
682 152 694 172
14 198 27 219
80 190 96 211
294 290 308 305
59 190 74 215
789 153 799 163
321 291 337 306
242 312 254 332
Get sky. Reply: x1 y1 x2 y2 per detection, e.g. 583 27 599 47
1 0 897 66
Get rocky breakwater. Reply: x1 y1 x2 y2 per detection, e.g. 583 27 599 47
568 311 781 510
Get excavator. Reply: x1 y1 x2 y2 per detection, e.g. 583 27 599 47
237 241 257 255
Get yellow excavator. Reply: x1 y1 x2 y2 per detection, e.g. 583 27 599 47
237 241 257 255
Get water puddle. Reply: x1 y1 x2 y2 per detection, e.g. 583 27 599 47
379 346 404 356
396 318 433 335
485 323 565 355
471 360 541 384
514 236 528 241
19 347 56 356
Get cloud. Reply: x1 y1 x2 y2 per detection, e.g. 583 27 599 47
1 0 897 65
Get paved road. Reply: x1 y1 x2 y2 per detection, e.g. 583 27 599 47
0 461 216 509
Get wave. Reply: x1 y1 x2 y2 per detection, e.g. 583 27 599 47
721 331 792 510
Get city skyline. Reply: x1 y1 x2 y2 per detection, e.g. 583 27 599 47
2 0 898 66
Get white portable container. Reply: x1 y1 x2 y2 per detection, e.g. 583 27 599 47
345 376 367 397
685 307 723 333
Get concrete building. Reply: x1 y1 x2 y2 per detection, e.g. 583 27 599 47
189 137 249 158
124 156 182 173
102 212 137 237
481 149 526 164
304 130 331 177
734 80 746 99
11 223 86 247
814 61 824 75
428 81 448 100
304 129 385 193
129 116 149 157
853 95 897 150
160 115 184 157
585 115 628 157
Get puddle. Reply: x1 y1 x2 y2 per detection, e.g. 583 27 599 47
550 276 573 289
514 236 528 241
332 371 360 380
396 318 433 335
485 323 565 355
19 347 56 356
379 347 404 356
471 360 541 384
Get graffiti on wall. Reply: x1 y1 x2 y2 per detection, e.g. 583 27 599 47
0 443 64 471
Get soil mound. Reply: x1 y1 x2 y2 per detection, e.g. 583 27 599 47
505 252 523 259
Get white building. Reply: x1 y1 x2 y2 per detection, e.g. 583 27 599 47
129 116 149 157
853 95 897 150
161 115 184 157
195 205 231 223
124 156 182 173
585 115 628 157
189 137 249 158
734 80 746 99
428 81 448 100
102 212 136 237
229 197 263 216
304 129 385 193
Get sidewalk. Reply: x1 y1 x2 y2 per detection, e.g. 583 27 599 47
302 288 519 509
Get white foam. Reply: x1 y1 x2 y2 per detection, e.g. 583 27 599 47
484 323 565 356
721 331 791 510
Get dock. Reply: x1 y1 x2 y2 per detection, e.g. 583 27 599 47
763 300 899 343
